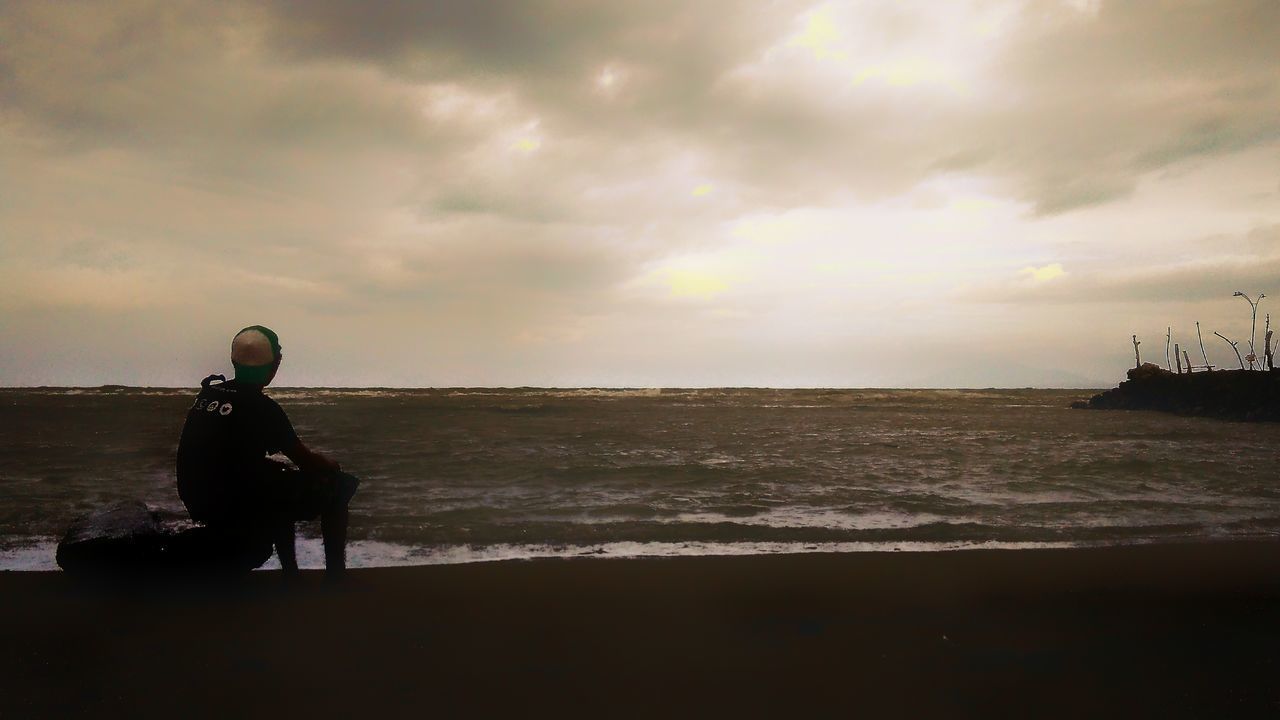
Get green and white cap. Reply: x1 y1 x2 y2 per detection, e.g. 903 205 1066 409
231 325 281 384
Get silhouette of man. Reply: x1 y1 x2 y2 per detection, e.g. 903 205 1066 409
177 325 359 578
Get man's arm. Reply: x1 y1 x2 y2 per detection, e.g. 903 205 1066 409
283 439 341 473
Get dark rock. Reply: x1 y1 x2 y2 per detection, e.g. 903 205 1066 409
1127 363 1173 382
56 501 272 578
55 501 165 574
1074 369 1280 421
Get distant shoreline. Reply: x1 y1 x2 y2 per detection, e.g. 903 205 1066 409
0 384 1107 391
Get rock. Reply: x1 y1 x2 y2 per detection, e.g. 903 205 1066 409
56 501 272 578
1126 363 1173 382
1073 368 1280 421
55 501 166 574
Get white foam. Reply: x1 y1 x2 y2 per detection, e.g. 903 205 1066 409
0 540 60 572
0 537 1090 573
670 509 952 532
258 538 1087 569
443 388 663 399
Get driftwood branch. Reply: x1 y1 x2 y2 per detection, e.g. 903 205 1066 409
1132 335 1141 368
1266 313 1273 371
1165 327 1172 370
1197 322 1211 369
1213 331 1246 370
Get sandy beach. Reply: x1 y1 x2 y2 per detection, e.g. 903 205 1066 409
4 542 1280 718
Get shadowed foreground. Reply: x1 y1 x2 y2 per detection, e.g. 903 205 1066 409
5 543 1280 717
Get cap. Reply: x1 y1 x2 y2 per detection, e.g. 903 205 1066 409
231 325 282 385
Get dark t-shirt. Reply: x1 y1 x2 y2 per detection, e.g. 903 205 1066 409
176 375 299 521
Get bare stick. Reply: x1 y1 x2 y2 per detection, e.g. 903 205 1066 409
1175 343 1182 373
1132 334 1141 368
1183 350 1193 373
1234 291 1265 370
1213 331 1246 370
1266 314 1273 371
1165 327 1172 370
1197 322 1210 370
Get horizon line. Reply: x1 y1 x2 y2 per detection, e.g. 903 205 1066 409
0 384 1107 391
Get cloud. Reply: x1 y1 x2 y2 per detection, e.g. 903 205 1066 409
975 0 1280 214
1 0 1278 385
1020 263 1066 283
8 0 1277 226
970 223 1280 306
5 2 1274 215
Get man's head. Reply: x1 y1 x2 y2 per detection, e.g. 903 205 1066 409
231 325 282 386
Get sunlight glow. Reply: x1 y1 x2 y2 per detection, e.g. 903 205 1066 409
852 58 966 92
790 7 847 61
418 83 511 122
1020 263 1066 282
662 269 731 299
511 137 541 153
1063 0 1102 16
597 66 619 89
746 0 1019 98
950 197 996 213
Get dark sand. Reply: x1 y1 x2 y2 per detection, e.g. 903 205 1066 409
5 542 1280 718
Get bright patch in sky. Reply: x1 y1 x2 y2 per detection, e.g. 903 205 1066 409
660 269 731 299
597 66 619 90
1063 0 1102 16
692 184 715 197
852 59 965 92
950 197 996 214
770 1 1006 94
790 7 846 61
511 137 541 153
1021 264 1066 282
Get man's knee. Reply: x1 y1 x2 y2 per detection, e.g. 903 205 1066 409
334 471 359 505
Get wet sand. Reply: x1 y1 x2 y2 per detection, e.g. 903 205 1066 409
5 542 1280 718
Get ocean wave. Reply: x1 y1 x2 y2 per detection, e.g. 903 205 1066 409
0 537 1132 572
7 388 1280 563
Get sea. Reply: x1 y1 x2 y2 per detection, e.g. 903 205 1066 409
3 386 1279 571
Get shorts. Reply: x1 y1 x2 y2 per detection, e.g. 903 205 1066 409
186 460 359 529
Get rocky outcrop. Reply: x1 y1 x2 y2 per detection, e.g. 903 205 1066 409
56 501 272 577
1074 365 1280 421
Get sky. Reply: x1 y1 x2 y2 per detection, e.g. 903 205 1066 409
2 0 1278 388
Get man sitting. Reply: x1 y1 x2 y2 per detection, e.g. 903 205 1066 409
176 325 359 579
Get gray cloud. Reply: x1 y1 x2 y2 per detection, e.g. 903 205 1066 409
8 0 1276 220
250 0 1280 217
977 1 1280 213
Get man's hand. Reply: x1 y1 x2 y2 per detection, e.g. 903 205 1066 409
285 440 341 473
315 452 341 473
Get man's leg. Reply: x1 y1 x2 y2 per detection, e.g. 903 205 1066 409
319 472 359 577
320 506 347 574
257 459 303 576
265 465 358 577
274 522 299 575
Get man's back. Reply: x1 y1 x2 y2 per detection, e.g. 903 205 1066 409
176 375 297 521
